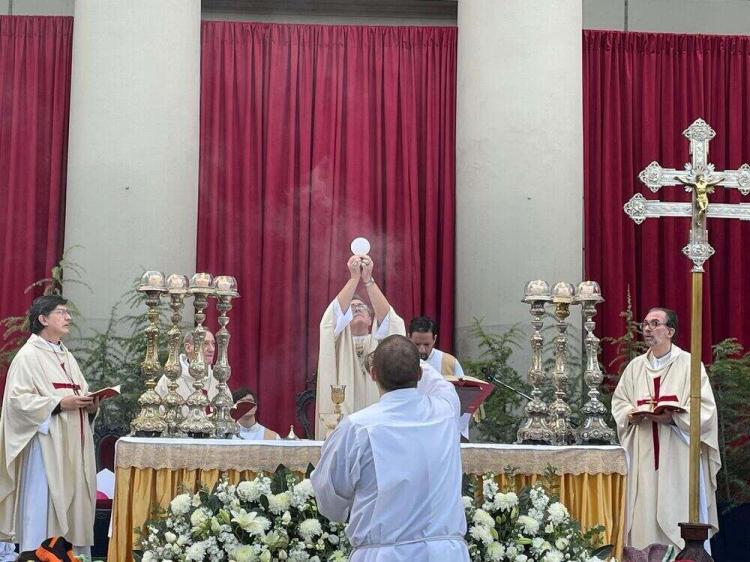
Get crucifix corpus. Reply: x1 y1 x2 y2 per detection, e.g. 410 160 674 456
624 118 750 556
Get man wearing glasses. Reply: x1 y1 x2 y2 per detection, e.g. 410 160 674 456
315 254 405 439
611 307 720 551
0 295 97 559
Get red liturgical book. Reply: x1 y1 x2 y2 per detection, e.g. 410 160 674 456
631 404 686 417
88 385 121 401
230 401 256 421
448 375 494 415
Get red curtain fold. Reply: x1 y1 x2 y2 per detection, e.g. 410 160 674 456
0 16 72 390
197 22 457 433
584 30 750 372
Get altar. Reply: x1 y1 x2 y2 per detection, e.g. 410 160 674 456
108 437 627 560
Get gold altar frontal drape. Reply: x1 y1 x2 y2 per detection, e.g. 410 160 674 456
109 438 627 561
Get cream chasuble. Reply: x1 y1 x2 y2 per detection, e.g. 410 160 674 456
0 334 97 546
315 300 405 439
611 345 721 549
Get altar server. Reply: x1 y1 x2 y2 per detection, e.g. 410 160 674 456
312 335 469 561
0 295 97 558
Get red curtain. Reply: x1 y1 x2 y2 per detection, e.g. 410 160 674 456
0 17 72 388
584 30 750 372
198 22 457 433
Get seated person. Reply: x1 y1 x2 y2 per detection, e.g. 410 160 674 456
156 330 218 414
232 388 280 440
408 316 464 379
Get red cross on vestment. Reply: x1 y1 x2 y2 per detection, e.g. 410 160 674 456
636 376 680 470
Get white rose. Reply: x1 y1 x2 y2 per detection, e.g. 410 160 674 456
517 515 540 535
190 507 209 528
281 510 292 525
543 551 564 562
547 502 569 524
169 493 192 516
260 550 272 562
554 538 569 550
278 550 288 560
486 542 505 562
268 491 292 514
472 508 495 528
515 555 528 562
164 531 177 544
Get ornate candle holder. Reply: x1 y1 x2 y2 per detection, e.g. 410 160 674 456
516 280 555 445
324 384 347 438
574 281 616 444
211 275 239 439
549 281 576 445
161 273 189 437
179 272 216 438
131 271 168 437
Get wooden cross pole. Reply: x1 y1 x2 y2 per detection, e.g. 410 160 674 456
624 118 750 525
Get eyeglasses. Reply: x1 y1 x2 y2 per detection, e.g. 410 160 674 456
351 304 370 314
641 319 667 330
48 308 71 317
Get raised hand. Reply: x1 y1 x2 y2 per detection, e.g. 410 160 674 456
361 255 374 283
347 255 362 280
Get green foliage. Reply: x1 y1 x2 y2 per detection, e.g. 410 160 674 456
601 288 647 390
463 318 530 443
0 251 89 372
709 338 750 507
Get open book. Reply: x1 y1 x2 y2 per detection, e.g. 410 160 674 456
88 385 121 401
630 403 686 417
447 375 494 415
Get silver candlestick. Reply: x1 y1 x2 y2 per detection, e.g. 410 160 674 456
575 281 616 444
549 281 576 445
179 273 215 439
211 275 239 439
516 280 554 445
162 273 189 437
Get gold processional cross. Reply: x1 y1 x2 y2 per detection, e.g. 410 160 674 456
624 118 750 530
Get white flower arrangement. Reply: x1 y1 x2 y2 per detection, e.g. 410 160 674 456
138 471 349 562
464 474 615 562
140 469 612 562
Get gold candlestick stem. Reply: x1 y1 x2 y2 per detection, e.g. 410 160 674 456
162 274 189 437
131 271 168 437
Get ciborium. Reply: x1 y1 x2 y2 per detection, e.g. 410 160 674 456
131 271 168 437
516 280 555 445
574 281 616 444
211 275 239 439
161 273 189 437
179 273 216 438
549 281 576 445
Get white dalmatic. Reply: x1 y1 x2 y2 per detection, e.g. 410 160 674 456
312 362 469 561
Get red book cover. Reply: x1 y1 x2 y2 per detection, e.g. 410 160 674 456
449 376 494 415
230 401 255 421
88 385 121 401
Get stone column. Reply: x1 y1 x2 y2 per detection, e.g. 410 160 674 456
64 0 201 329
455 0 583 359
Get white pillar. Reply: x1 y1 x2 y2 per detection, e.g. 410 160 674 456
455 0 583 356
64 0 201 328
